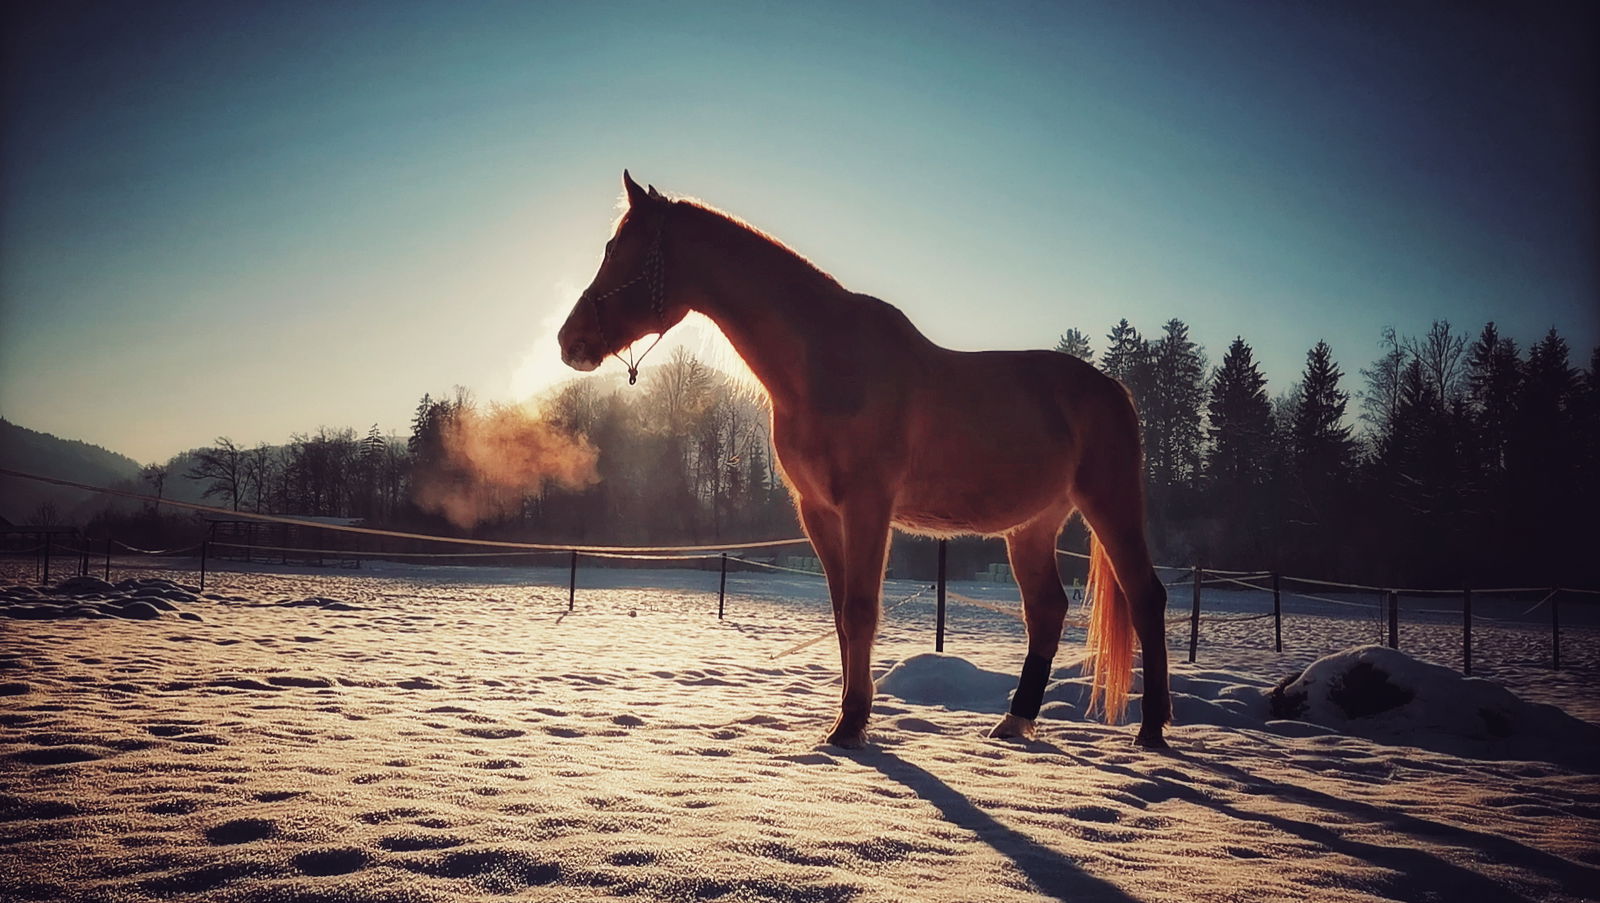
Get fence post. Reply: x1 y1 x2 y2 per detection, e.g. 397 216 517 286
199 540 209 592
1272 572 1282 653
104 537 112 581
568 550 578 611
718 553 727 620
1462 587 1472 676
1188 563 1201 664
1551 588 1561 671
936 539 947 653
1387 591 1399 649
42 533 51 585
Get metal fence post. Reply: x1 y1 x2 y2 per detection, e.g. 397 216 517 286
1551 588 1561 671
935 539 947 652
1272 572 1282 653
1387 591 1399 649
718 553 727 620
199 540 209 592
104 537 112 581
42 533 51 585
1188 563 1201 664
568 550 578 611
1462 587 1472 676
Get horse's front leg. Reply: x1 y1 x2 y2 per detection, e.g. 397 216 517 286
826 495 892 749
797 501 848 668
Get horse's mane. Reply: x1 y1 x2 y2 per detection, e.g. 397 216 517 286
659 195 844 292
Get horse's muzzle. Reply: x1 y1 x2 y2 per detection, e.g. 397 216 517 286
560 338 602 372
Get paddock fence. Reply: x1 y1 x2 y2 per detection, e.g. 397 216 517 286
2 466 1596 676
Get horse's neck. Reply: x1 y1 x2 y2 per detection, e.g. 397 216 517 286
675 209 849 410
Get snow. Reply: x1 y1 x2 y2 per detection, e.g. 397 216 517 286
2 560 1597 902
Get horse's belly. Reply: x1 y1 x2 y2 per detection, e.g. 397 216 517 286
892 454 1073 536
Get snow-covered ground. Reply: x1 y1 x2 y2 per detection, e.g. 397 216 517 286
2 559 1598 902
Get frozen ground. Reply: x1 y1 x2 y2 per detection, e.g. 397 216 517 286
2 558 1598 902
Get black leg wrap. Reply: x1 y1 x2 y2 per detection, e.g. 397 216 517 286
1008 653 1053 720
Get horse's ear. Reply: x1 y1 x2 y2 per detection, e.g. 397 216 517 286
623 170 652 208
647 184 663 200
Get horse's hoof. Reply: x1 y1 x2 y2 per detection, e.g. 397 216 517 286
987 713 1037 740
1134 728 1169 750
826 726 867 749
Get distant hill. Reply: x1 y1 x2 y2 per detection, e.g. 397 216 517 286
0 418 142 524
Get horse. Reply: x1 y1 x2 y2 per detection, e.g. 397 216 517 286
558 172 1171 749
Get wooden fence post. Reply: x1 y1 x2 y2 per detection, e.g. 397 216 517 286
1188 564 1201 664
1462 587 1472 676
1272 572 1282 653
1387 591 1399 649
42 533 51 585
199 540 209 592
935 539 947 653
568 551 578 611
1551 588 1561 671
104 537 112 581
718 553 727 620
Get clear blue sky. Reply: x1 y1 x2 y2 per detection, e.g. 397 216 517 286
2 1 1594 464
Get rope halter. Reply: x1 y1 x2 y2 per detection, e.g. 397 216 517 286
582 211 668 385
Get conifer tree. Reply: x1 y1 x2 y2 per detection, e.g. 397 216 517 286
1145 319 1207 491
1205 337 1272 491
1054 328 1094 361
1465 322 1520 473
1101 319 1153 402
1290 341 1354 503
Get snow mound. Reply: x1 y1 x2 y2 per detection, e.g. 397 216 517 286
877 653 1015 713
1268 645 1600 764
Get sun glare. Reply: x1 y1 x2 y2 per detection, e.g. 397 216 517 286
509 278 585 402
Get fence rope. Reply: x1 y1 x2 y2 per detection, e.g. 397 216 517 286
209 541 569 560
1205 573 1274 592
769 583 934 659
733 558 828 578
115 540 206 556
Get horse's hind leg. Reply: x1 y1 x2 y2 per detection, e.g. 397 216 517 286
1074 490 1171 747
989 513 1073 740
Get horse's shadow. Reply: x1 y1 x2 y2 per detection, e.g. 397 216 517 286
851 745 1140 903
1024 738 1600 903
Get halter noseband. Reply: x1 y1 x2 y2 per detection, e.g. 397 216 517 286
583 212 668 385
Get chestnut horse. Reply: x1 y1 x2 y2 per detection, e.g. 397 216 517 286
558 173 1170 748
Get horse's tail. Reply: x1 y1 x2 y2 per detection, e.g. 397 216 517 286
1085 531 1135 724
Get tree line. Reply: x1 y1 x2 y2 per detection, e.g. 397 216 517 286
1056 319 1598 587
116 320 1595 587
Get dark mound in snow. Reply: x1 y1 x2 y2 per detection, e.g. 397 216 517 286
0 578 206 622
1268 645 1600 768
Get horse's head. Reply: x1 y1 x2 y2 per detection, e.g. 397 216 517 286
558 171 688 380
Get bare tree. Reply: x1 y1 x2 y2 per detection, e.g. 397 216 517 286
140 463 168 511
185 437 247 511
1360 326 1406 441
243 444 277 513
1404 319 1466 409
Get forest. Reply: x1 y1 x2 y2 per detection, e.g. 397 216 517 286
90 319 1599 589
